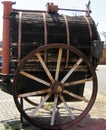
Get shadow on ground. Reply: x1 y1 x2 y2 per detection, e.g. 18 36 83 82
1 115 106 130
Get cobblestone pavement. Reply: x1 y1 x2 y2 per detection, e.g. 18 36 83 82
0 65 106 130
0 90 20 130
0 92 19 121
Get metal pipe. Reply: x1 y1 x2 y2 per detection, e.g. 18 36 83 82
13 8 46 13
2 1 15 75
59 8 92 13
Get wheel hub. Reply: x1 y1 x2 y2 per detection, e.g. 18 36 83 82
51 82 64 94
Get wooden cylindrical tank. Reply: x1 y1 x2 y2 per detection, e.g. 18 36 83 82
10 12 100 69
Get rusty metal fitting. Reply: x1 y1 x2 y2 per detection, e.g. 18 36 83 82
2 1 15 15
51 82 64 94
46 3 58 14
85 1 91 16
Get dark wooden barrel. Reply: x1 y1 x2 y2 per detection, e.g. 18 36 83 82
10 12 100 60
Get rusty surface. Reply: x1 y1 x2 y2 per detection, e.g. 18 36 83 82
42 13 47 46
85 1 91 17
42 13 47 62
84 16 93 60
63 15 70 67
2 1 14 75
18 12 22 65
46 3 58 14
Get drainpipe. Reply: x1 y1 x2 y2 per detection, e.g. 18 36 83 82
2 1 15 77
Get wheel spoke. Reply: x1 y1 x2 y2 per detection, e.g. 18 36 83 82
55 48 62 81
64 77 92 87
61 58 83 83
59 95 75 119
20 70 50 86
63 90 89 103
24 97 51 111
18 88 51 98
31 93 51 116
36 52 55 83
51 95 58 126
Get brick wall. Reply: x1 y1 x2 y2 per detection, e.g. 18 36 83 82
0 49 2 55
100 48 106 64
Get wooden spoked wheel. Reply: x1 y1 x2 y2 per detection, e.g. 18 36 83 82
13 44 97 130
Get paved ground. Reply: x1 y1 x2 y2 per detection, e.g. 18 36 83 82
0 65 106 130
0 91 20 130
96 65 106 93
